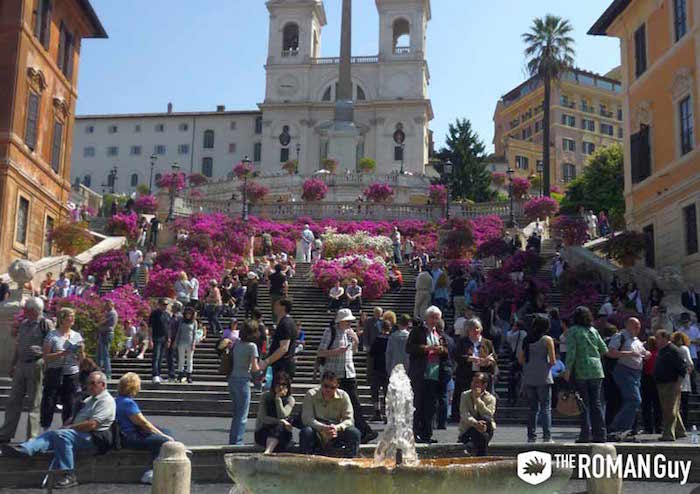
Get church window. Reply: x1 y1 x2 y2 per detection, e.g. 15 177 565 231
203 129 215 149
393 18 411 54
283 23 299 55
280 148 289 162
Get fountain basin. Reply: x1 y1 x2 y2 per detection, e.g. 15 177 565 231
225 453 572 494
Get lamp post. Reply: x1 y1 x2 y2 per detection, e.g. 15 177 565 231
167 162 180 222
507 167 515 228
400 143 405 175
241 156 252 222
536 161 544 197
295 142 301 167
444 160 453 220
108 166 118 194
149 154 157 194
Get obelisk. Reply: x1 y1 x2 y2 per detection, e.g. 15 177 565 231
328 0 360 171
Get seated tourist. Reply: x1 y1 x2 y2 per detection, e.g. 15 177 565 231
388 265 403 292
300 371 361 458
255 371 295 454
133 321 150 359
345 279 362 312
458 373 496 457
116 373 174 484
1 371 115 489
328 281 345 313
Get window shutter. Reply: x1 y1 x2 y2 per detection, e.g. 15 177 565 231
630 130 640 183
51 121 63 173
34 1 42 37
65 31 74 80
41 0 52 49
57 22 65 71
639 124 651 181
25 93 40 150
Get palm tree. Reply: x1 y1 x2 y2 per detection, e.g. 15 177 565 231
523 15 576 198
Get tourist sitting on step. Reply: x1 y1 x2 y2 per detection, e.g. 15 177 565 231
115 372 174 484
300 371 361 458
388 265 403 292
1 371 116 490
345 279 362 312
328 280 345 313
255 371 295 454
459 372 496 457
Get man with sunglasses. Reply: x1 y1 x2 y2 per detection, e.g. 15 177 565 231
1 371 116 489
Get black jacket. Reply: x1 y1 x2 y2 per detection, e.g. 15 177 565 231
654 343 688 384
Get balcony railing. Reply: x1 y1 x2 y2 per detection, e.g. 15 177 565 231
281 48 299 57
311 55 379 65
393 46 411 55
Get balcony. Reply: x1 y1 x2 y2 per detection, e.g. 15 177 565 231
393 46 411 55
600 110 614 119
281 48 299 58
311 55 379 65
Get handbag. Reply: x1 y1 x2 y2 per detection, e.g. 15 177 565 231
556 390 583 417
218 340 237 376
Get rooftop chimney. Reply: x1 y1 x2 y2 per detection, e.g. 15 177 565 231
216 105 225 112
167 102 173 114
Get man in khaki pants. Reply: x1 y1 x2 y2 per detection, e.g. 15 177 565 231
0 297 52 442
653 330 688 441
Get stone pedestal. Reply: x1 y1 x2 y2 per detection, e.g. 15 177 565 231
587 444 623 494
327 121 361 173
0 300 23 377
153 441 191 494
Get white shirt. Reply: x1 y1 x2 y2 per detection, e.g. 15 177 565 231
607 330 648 370
454 316 468 337
679 324 700 359
598 301 614 317
190 277 200 300
128 249 143 267
302 228 314 245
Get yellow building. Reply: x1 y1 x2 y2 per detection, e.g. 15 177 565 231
492 67 624 188
591 0 700 284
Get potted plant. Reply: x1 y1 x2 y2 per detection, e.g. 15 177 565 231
523 196 559 221
363 183 394 203
511 176 531 200
428 184 447 206
282 160 298 175
188 173 208 186
301 178 328 202
358 157 376 173
550 215 589 246
491 172 507 188
322 158 338 174
233 162 253 180
241 182 269 204
608 231 648 267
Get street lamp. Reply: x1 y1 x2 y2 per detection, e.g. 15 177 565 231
108 166 118 194
241 156 252 222
167 162 180 222
536 161 544 197
507 167 515 228
400 143 405 175
295 142 301 167
148 154 158 194
444 160 453 220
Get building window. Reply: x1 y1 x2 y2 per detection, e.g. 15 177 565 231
203 129 215 148
34 0 52 49
562 138 576 152
229 121 237 130
521 127 532 140
617 107 623 121
179 123 189 131
255 117 263 134
684 204 699 255
229 143 237 154
581 119 595 132
618 127 624 139
130 173 138 187
25 92 40 151
282 23 300 55
515 155 529 170
280 147 290 162
634 24 647 78
392 18 411 53
50 121 63 173
85 125 94 134
57 22 74 81
322 86 332 102
83 146 95 157
563 163 576 182
394 146 404 162
561 114 576 127
631 124 651 184
83 175 91 187
107 146 119 157
108 125 118 134
253 143 262 162
130 145 142 156
582 142 595 155
154 145 166 155
178 144 190 155
202 157 213 177
600 123 614 136
15 196 29 245
44 216 54 257
134 124 141 133
680 95 694 155
643 224 655 268
674 0 687 42
155 123 165 132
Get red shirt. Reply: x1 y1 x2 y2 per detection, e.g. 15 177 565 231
643 349 658 375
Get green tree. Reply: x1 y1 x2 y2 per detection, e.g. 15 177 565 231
440 118 495 203
523 15 576 197
561 144 625 227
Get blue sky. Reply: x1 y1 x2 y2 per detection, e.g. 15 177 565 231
77 0 620 153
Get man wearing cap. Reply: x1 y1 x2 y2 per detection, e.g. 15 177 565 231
318 309 378 443
678 313 700 393
301 224 315 263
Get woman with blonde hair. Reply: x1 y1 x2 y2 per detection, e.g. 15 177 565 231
116 372 174 484
382 310 398 332
174 271 192 306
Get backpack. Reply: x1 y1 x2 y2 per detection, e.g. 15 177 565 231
317 326 337 367
603 332 627 375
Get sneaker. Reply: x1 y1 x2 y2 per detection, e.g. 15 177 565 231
136 355 144 360
53 473 78 489
0 444 28 458
527 437 536 443
140 469 154 484
152 376 162 384
186 375 193 384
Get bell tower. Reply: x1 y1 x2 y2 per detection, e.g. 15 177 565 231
266 0 327 65
376 0 430 61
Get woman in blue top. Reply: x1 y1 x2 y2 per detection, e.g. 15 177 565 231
116 372 174 484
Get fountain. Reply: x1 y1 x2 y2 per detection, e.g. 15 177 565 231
225 365 572 494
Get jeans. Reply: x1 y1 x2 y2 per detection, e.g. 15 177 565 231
459 423 494 456
40 369 80 428
177 345 194 375
123 428 172 463
166 344 177 379
641 373 661 433
21 429 95 471
575 378 606 441
255 425 293 452
228 376 251 445
610 365 642 433
207 305 223 335
96 332 113 379
0 360 43 441
437 376 452 428
526 385 552 441
299 426 361 458
151 337 166 377
393 245 402 264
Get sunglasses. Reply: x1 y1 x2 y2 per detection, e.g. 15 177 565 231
322 383 338 390
87 380 103 385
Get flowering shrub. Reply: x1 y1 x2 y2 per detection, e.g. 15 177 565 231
550 185 563 194
438 218 474 259
188 173 208 186
310 255 388 299
446 259 472 276
551 215 589 246
106 212 140 240
301 178 328 202
476 237 511 260
502 249 540 274
364 183 394 203
492 172 507 187
189 190 203 199
561 286 601 320
233 162 253 179
607 231 648 265
321 230 393 258
429 184 447 206
523 196 559 221
240 182 269 204
322 158 338 173
47 221 95 256
134 195 158 214
282 160 298 175
83 249 131 284
358 158 376 173
156 172 186 191
511 177 531 200
103 284 151 331
470 215 504 247
143 267 180 298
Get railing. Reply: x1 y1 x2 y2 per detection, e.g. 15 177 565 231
281 49 299 57
311 55 379 65
600 110 614 119
393 46 411 55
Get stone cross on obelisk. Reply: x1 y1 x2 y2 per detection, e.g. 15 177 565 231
328 0 360 171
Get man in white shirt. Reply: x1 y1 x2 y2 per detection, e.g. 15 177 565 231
301 224 314 263
128 246 143 284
